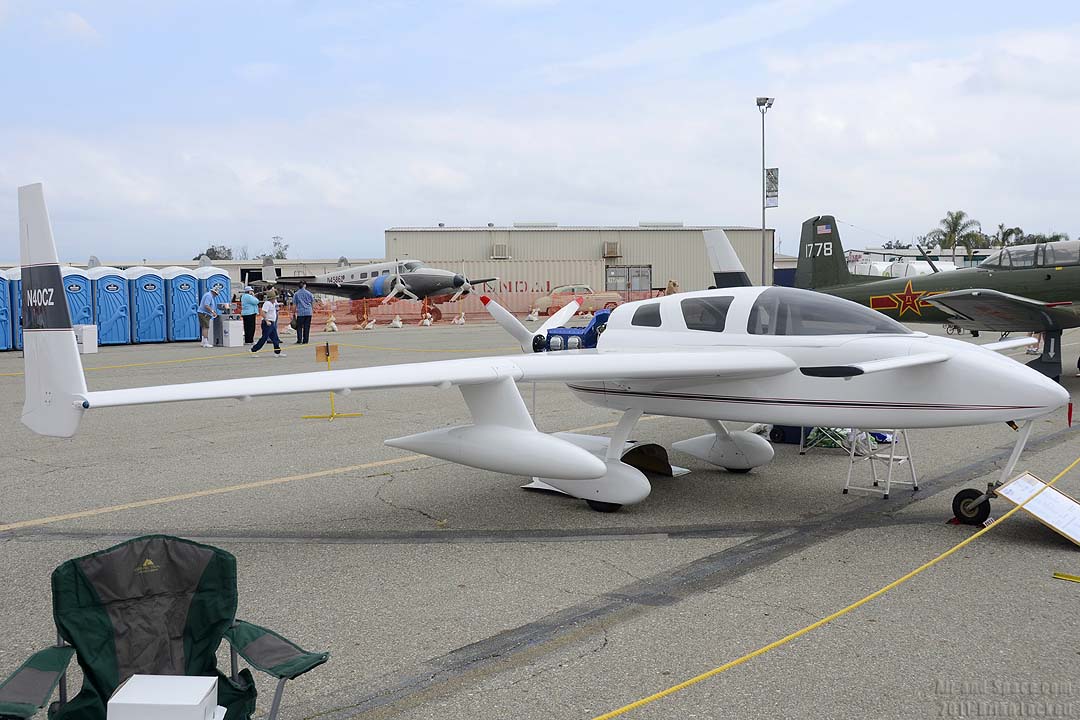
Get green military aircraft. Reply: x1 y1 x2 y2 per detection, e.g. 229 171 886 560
794 215 1080 379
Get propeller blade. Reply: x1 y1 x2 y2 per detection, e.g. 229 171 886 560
448 283 469 304
536 297 582 337
481 295 536 351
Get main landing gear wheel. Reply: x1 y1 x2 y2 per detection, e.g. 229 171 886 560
586 499 623 513
952 488 991 526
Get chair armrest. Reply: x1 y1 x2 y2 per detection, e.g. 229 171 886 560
0 646 75 719
224 620 328 680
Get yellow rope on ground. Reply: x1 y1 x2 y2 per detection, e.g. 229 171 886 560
593 455 1080 720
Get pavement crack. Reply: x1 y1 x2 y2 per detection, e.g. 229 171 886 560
373 474 446 526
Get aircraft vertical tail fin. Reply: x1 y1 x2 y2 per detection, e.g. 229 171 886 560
794 215 850 289
19 183 88 437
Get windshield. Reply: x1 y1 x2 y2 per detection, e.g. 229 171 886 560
979 250 1003 268
747 287 912 336
403 261 423 271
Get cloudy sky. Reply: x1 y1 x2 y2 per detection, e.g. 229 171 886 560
1 0 1078 262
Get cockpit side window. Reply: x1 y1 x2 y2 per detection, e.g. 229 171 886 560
1007 246 1036 268
631 303 662 327
681 296 733 332
1042 240 1080 267
747 287 911 336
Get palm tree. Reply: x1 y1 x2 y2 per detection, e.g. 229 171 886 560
927 210 982 262
1020 232 1070 245
992 223 1022 247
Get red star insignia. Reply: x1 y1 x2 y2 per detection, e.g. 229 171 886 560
893 280 927 317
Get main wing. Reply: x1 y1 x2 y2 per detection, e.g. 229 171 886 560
927 289 1080 332
84 349 798 410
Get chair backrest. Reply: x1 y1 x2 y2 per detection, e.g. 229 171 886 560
51 535 238 700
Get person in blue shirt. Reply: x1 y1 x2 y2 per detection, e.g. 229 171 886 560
240 286 260 344
292 281 315 344
197 287 220 348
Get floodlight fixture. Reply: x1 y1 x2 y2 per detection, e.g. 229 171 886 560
756 96 774 109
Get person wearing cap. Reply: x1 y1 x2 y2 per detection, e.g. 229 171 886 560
197 286 221 348
292 281 314 344
240 285 260 344
251 290 286 357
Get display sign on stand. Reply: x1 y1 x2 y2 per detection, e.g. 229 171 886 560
995 472 1080 546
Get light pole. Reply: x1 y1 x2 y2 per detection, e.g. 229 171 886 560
756 96 774 286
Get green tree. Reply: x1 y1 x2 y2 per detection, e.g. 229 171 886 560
193 245 232 261
926 210 982 260
992 224 1023 247
1018 232 1070 245
257 236 289 260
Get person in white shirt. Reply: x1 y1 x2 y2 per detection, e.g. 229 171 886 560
250 291 286 357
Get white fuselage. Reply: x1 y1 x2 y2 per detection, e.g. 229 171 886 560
566 288 1066 429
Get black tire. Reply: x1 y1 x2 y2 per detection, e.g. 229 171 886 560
952 488 991 525
725 467 752 474
586 499 622 513
768 428 785 443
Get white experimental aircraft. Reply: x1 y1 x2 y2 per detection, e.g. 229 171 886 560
17 184 1069 518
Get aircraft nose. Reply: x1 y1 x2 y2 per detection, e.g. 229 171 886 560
452 274 466 288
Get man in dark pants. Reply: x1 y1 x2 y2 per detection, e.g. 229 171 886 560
240 285 259 344
293 281 314 344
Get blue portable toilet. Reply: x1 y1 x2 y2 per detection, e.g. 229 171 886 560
0 270 11 351
125 266 166 343
194 266 231 314
6 267 22 350
89 266 131 345
60 267 93 328
161 266 200 341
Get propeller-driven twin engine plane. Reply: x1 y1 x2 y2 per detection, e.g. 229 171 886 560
17 184 1069 518
266 256 495 305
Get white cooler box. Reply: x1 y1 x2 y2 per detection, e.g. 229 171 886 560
213 316 244 347
73 324 98 354
107 674 225 720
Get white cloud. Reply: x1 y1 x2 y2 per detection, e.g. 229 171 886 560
48 10 101 43
2 23 1080 261
545 0 851 81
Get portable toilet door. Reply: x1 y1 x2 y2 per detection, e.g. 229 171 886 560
89 266 131 345
60 267 93 328
0 270 10 351
6 267 22 350
161 266 199 341
125 266 166 343
194 266 231 314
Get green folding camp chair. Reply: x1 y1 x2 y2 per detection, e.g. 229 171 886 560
0 535 328 720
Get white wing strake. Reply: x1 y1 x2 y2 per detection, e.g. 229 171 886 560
84 350 798 409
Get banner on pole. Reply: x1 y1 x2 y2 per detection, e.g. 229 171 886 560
765 168 779 208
